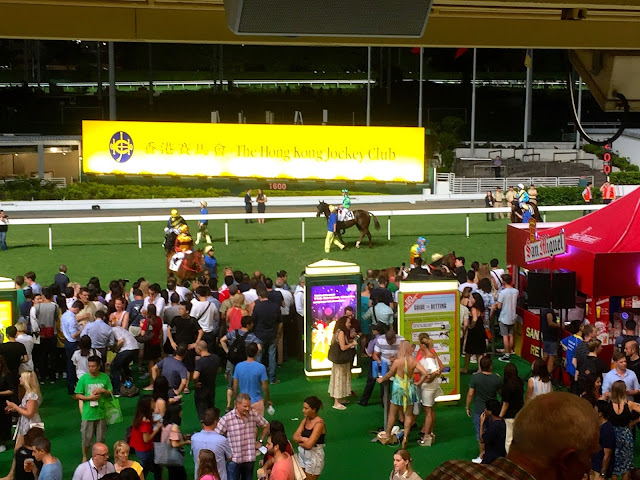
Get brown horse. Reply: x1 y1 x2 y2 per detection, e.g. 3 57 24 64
166 250 204 282
510 202 542 223
370 252 458 282
316 200 380 248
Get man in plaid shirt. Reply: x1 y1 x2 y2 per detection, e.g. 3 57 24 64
215 392 270 480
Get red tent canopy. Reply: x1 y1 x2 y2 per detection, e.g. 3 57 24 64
506 186 640 297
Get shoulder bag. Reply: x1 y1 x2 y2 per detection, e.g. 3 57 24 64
327 333 354 364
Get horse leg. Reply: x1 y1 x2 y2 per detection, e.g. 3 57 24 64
356 230 364 249
366 228 373 248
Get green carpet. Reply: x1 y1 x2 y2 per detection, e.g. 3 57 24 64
0 354 533 479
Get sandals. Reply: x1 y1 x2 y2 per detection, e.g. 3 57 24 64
332 404 347 410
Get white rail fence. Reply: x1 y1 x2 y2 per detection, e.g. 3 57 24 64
9 205 605 250
436 173 594 194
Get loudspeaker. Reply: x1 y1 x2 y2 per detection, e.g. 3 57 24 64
551 269 577 309
528 270 551 308
224 0 434 37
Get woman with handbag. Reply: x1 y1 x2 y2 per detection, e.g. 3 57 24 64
416 335 444 446
113 440 144 479
129 395 162 480
327 316 358 410
157 410 190 480
2 371 42 480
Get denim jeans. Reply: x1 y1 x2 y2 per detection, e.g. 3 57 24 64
110 349 138 392
227 461 254 480
260 340 277 383
136 448 162 480
0 231 7 250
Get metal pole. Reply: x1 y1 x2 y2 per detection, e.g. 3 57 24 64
366 47 371 126
37 143 44 179
576 76 582 151
48 225 52 250
524 49 533 148
148 43 154 106
108 42 116 120
470 48 477 157
418 47 423 127
224 221 229 246
138 223 142 249
465 214 470 238
543 214 547 223
387 216 391 241
302 218 305 243
96 42 102 101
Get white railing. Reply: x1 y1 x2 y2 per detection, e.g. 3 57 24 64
438 173 594 194
8 205 606 251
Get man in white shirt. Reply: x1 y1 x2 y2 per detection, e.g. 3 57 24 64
458 270 478 293
489 258 505 292
142 283 166 318
275 278 294 366
81 311 115 364
243 278 259 309
192 286 219 352
72 443 115 480
496 273 519 362
110 326 140 394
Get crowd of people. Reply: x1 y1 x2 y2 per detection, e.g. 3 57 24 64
0 249 629 480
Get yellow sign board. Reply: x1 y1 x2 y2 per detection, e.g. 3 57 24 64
0 301 12 342
82 121 425 182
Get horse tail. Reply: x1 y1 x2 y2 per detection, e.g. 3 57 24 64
369 212 381 230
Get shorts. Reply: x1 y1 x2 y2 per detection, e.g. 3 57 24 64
499 322 514 336
543 340 558 356
81 419 107 447
298 445 325 476
144 343 162 361
251 398 264 417
225 361 236 390
421 384 441 407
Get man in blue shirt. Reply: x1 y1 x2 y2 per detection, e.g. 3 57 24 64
204 245 218 280
61 300 83 394
196 200 212 245
233 342 271 417
324 205 345 253
191 408 232 480
603 351 640 401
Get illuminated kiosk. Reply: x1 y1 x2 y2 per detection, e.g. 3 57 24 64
398 279 461 402
304 259 362 378
0 276 18 342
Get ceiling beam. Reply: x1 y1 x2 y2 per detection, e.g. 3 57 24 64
1 2 640 48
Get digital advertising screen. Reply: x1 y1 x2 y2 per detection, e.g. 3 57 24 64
82 120 425 182
308 283 358 372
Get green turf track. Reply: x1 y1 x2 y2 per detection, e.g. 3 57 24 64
1 211 583 285
0 210 589 478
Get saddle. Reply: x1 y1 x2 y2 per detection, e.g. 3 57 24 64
338 209 354 222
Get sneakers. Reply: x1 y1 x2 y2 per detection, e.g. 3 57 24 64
470 355 478 363
332 404 346 410
498 354 511 362
113 394 121 398
472 456 483 464
270 380 280 385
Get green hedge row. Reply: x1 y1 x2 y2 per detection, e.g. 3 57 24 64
611 171 640 185
536 186 601 206
0 178 382 201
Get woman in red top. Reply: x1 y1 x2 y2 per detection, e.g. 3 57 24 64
141 304 163 388
226 295 248 333
130 395 163 480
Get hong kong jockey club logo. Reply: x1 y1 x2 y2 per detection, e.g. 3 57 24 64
109 131 134 163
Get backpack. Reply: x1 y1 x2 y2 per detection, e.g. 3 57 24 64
228 331 249 365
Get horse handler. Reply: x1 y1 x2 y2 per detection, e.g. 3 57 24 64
324 205 345 253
